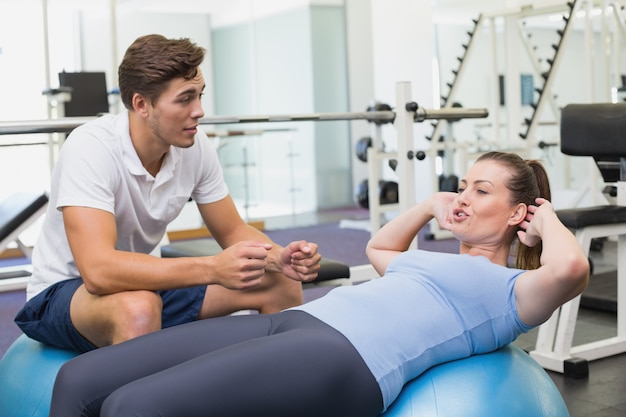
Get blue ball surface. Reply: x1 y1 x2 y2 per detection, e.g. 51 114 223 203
0 334 79 417
381 344 569 417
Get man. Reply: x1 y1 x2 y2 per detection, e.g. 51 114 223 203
15 34 321 353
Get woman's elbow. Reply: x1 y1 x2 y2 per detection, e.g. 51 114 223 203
565 253 590 296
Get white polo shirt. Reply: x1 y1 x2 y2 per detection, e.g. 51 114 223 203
27 111 228 300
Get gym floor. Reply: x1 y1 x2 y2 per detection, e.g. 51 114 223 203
538 309 626 417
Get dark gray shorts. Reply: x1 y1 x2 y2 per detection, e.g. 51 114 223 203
15 278 206 353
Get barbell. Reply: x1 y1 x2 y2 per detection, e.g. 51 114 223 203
0 103 488 136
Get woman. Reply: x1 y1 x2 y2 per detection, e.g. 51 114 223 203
50 151 589 417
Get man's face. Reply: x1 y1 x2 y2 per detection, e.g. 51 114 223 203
146 69 206 149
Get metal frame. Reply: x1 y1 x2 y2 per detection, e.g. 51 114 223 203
530 214 626 374
0 108 487 137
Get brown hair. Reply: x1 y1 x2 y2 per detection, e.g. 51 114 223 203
475 151 551 270
118 34 206 110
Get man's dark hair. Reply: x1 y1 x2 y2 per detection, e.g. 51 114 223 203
118 34 205 109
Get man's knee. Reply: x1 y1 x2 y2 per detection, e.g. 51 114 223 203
110 291 163 343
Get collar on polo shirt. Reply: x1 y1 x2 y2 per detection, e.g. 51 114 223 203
119 112 182 184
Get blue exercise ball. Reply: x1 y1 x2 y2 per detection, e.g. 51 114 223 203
381 344 569 417
0 337 567 417
0 334 79 417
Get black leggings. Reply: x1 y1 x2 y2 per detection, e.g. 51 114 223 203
50 310 383 417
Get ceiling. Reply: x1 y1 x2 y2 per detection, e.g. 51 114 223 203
119 0 625 29
15 0 626 29
40 0 580 16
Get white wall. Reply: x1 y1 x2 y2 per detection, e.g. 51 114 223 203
344 0 375 195
369 0 436 203
0 0 52 209
1 0 623 232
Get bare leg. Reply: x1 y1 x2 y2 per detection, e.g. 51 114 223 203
70 285 163 348
198 270 303 318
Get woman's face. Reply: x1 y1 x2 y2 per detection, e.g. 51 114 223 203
450 160 524 245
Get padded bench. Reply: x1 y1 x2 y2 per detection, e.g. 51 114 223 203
0 192 48 254
557 205 626 313
0 192 49 293
161 238 351 286
557 205 626 230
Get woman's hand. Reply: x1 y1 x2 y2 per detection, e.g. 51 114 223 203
431 192 457 231
517 197 554 248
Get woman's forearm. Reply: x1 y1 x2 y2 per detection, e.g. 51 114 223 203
366 193 456 274
368 201 434 253
537 209 589 285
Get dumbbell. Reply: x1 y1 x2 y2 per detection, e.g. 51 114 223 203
355 179 399 209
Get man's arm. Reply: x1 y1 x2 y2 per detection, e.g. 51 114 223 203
63 204 272 295
198 196 321 282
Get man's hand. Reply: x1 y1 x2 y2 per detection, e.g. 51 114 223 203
212 241 273 289
279 240 321 282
